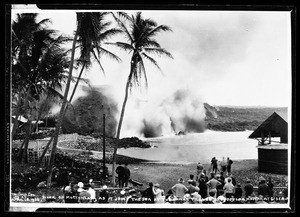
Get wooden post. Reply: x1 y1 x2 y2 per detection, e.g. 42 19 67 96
102 113 106 180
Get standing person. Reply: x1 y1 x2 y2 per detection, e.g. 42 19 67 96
141 182 155 203
152 183 165 203
206 173 222 198
196 162 204 179
202 169 209 182
116 163 125 188
198 175 208 199
171 178 188 200
223 177 235 198
216 174 225 197
123 163 131 187
267 177 274 197
211 157 218 174
220 157 227 173
244 178 254 198
226 157 233 176
220 171 225 183
226 174 236 186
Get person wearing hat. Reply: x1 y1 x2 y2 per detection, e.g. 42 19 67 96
171 178 188 200
152 183 165 203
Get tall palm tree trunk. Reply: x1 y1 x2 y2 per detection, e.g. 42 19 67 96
17 135 26 162
68 63 86 104
37 134 54 167
112 69 132 186
37 64 85 168
46 25 79 188
21 120 32 163
11 93 22 140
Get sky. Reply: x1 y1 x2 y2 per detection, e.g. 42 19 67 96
11 7 292 137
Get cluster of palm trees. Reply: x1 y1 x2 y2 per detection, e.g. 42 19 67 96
11 11 173 187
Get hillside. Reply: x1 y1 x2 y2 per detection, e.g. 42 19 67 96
205 105 288 131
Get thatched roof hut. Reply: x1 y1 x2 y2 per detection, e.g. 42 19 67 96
249 112 288 174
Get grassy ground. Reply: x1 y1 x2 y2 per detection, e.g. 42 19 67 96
119 159 288 192
10 158 288 203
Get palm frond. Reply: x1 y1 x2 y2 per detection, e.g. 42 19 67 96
105 42 133 53
91 49 105 74
111 12 134 43
99 28 123 41
97 46 122 62
140 38 161 48
141 52 161 71
138 56 148 90
115 12 133 22
144 47 174 59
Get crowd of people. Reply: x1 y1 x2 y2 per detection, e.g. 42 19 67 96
61 157 288 204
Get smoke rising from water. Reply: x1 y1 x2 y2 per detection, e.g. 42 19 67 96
139 89 206 138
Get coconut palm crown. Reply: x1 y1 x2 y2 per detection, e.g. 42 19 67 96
112 12 173 89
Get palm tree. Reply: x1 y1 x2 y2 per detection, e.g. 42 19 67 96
11 13 52 140
110 12 173 186
68 12 122 107
46 12 122 187
12 13 70 162
38 12 122 168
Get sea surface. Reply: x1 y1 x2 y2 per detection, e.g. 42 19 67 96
117 130 258 164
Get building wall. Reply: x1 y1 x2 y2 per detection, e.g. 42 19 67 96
258 148 288 175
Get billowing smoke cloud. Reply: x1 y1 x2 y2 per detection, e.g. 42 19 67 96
62 85 118 137
139 89 206 138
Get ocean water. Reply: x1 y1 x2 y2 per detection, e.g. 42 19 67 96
117 130 258 164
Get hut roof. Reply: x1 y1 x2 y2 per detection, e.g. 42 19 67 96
248 112 288 139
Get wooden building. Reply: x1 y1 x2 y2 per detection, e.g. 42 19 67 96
249 112 288 174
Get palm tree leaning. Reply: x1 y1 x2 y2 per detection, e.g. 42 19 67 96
38 12 122 168
110 12 173 186
46 12 122 187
